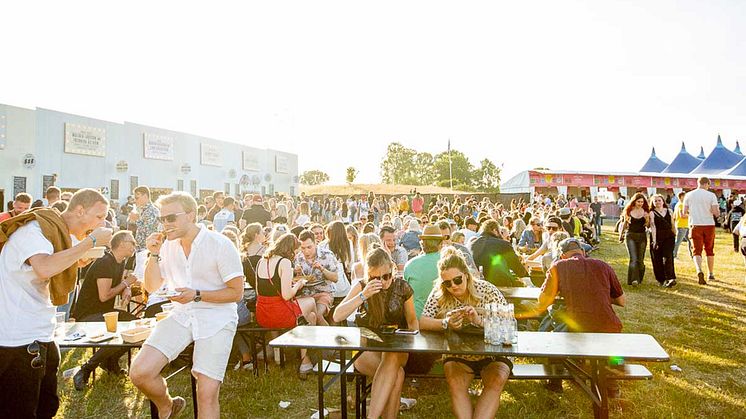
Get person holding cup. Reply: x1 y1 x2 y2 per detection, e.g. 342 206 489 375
71 230 139 390
0 188 112 418
129 192 244 419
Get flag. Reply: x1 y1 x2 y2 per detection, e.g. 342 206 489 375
448 138 451 153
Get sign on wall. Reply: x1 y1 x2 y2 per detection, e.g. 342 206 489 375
275 155 289 174
111 179 120 200
42 175 55 194
242 151 260 171
64 123 106 157
143 133 175 161
200 143 222 166
13 176 26 196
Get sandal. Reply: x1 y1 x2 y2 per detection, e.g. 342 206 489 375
298 362 314 381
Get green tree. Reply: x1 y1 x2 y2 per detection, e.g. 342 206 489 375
299 170 330 185
473 159 501 192
345 167 359 184
380 142 418 184
412 152 436 185
433 149 475 190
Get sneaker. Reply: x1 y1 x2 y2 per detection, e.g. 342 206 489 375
630 280 639 286
698 272 707 285
234 360 254 371
73 368 91 391
663 279 677 288
399 397 417 411
298 362 314 381
708 273 715 281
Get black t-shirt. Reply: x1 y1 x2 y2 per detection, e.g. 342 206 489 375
590 202 602 220
243 254 262 289
72 251 125 320
241 205 271 227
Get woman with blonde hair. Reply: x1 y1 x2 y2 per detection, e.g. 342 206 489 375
352 233 383 279
333 245 417 419
419 247 511 418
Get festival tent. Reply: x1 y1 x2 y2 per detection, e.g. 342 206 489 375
727 156 746 176
691 135 743 174
500 170 531 193
697 146 706 159
639 147 668 172
735 141 743 155
661 142 701 174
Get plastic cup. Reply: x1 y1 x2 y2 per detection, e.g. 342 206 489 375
161 303 174 313
155 312 169 322
103 311 119 332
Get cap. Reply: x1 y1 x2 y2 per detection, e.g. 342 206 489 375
558 238 584 255
558 207 572 218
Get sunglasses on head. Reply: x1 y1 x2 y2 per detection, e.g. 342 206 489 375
369 272 393 282
27 341 44 369
158 212 186 223
442 275 464 288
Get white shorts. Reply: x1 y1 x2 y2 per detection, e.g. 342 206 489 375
144 316 237 382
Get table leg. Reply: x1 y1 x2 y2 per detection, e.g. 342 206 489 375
316 350 325 418
590 359 609 419
339 350 347 419
355 374 361 419
191 372 199 419
149 401 158 419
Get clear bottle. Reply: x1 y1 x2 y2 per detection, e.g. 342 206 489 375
483 304 493 344
505 303 518 346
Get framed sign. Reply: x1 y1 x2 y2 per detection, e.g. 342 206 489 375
42 175 56 193
242 151 260 171
64 123 106 157
110 179 120 200
200 143 222 166
13 176 27 196
143 133 174 161
275 155 289 174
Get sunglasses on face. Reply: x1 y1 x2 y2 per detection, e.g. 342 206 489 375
158 212 186 223
547 225 559 231
369 272 393 282
27 341 44 369
442 275 464 288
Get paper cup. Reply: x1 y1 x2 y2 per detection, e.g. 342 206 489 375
103 311 119 332
161 303 174 313
155 312 169 322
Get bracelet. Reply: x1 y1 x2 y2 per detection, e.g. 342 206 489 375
148 253 161 261
358 292 367 302
88 235 97 247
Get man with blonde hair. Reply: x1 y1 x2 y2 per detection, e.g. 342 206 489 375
682 177 720 285
129 192 244 418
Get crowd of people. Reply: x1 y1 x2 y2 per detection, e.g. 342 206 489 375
0 179 739 418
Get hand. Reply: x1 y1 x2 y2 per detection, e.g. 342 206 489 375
121 286 132 305
170 287 196 304
295 278 307 289
312 261 323 271
447 311 465 330
463 306 480 325
362 279 383 299
146 233 165 254
89 227 113 247
124 274 139 287
128 212 140 222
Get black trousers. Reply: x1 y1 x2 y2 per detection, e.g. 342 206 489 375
80 310 137 372
0 341 60 419
625 232 647 284
651 236 676 283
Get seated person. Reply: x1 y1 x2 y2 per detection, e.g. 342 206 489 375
518 217 544 252
419 247 511 418
469 219 528 287
333 245 418 419
71 231 139 390
294 230 339 325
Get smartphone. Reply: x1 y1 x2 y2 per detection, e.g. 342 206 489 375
394 329 419 335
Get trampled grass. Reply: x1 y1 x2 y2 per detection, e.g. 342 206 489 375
56 225 746 418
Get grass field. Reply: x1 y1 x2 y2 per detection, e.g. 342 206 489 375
56 225 746 418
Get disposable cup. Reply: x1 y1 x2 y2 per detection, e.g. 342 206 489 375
155 312 169 322
103 311 119 332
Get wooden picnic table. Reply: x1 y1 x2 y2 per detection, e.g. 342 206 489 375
270 326 669 419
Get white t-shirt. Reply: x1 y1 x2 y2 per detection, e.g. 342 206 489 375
156 225 244 340
212 208 234 232
683 188 718 226
295 214 311 227
0 221 56 346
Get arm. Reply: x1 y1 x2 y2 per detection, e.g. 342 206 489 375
143 232 165 294
27 227 112 279
172 276 244 304
404 297 419 330
96 274 137 303
516 268 558 319
612 294 626 307
506 249 529 277
670 209 677 236
280 259 305 301
711 204 720 217
649 212 657 246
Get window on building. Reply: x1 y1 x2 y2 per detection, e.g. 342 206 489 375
190 180 197 197
224 183 230 195
111 180 119 200
130 176 139 193
177 179 184 191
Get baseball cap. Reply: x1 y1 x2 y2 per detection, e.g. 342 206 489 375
558 238 584 255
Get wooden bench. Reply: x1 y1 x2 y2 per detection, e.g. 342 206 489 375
235 325 291 376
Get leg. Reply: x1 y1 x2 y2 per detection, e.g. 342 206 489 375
444 361 475 419
625 236 639 284
0 345 53 419
297 298 318 366
194 373 221 419
315 304 329 326
191 324 235 419
129 345 173 417
636 234 647 283
473 361 510 419
650 243 664 284
382 365 405 419
368 352 408 419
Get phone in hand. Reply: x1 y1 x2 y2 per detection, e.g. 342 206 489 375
394 329 419 335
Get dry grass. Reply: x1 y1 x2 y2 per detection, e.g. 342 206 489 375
56 225 746 418
299 184 471 196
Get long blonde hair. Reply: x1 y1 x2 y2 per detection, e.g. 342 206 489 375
434 246 482 318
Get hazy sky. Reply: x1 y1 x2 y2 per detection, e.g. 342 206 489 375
2 1 745 184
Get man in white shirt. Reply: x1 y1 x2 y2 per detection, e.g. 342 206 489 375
0 189 112 418
212 196 236 232
682 177 720 285
129 192 244 419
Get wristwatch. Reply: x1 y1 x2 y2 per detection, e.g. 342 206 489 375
441 318 449 330
193 290 202 302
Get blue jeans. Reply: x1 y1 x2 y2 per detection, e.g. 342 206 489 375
594 217 602 238
673 227 689 257
625 232 647 284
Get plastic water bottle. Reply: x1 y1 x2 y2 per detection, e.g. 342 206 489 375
505 303 518 346
483 304 493 344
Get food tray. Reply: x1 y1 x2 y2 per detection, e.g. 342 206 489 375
121 327 152 343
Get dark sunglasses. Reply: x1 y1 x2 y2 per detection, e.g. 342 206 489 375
158 212 186 223
442 275 464 288
27 341 44 369
369 272 393 282
547 225 560 231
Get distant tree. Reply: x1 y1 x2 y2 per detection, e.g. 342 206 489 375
474 159 501 192
412 152 436 185
299 170 330 185
433 149 475 190
346 167 359 184
380 142 418 184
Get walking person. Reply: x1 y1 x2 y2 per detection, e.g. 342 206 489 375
618 193 650 285
129 192 245 418
649 194 677 287
672 191 690 259
682 177 720 285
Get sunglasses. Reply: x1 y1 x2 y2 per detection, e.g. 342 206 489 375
547 225 560 231
369 272 393 282
27 341 44 369
442 275 464 288
158 212 186 223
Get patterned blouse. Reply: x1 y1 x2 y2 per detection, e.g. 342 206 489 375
135 202 160 250
294 246 339 296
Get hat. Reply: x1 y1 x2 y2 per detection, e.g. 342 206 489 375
558 238 584 255
558 207 572 218
419 225 446 240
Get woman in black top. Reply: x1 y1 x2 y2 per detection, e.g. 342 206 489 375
333 245 417 419
649 194 677 287
619 193 650 285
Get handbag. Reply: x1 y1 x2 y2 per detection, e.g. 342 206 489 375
257 257 307 326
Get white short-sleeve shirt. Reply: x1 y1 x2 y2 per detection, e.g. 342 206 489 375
157 225 244 340
683 188 718 226
0 221 56 346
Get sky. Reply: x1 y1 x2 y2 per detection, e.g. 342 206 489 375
2 1 745 184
